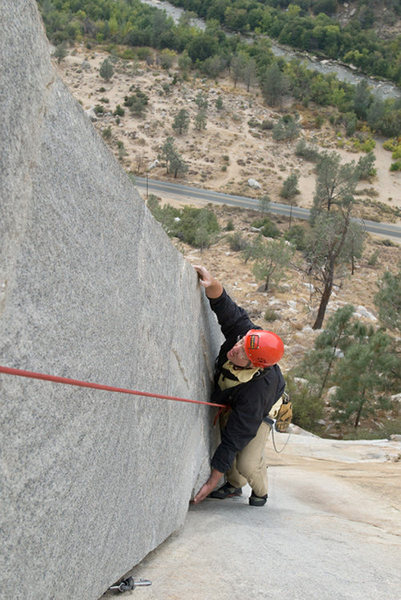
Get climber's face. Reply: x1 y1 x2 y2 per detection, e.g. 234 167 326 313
227 336 252 368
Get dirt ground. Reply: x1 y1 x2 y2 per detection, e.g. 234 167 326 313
268 431 401 519
55 45 401 224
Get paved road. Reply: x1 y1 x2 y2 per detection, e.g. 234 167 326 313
134 176 401 242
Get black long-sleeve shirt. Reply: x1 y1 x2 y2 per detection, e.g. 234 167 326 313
209 289 285 473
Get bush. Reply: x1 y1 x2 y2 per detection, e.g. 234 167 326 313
343 111 357 136
383 138 399 151
136 47 153 61
227 232 249 251
367 250 379 266
252 217 281 239
159 49 176 70
262 220 280 238
295 139 320 162
102 126 112 139
99 58 113 81
148 199 219 249
390 160 401 171
113 104 125 117
94 105 104 115
280 173 299 200
380 238 397 247
285 375 324 433
284 225 306 251
357 151 376 179
392 145 401 159
124 89 149 117
248 117 259 128
351 136 376 153
272 115 300 141
260 119 274 130
264 308 279 322
174 206 219 248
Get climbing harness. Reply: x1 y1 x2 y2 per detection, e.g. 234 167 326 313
265 416 292 454
0 365 225 409
264 393 292 454
108 577 152 593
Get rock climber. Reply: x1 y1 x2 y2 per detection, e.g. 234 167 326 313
193 265 285 507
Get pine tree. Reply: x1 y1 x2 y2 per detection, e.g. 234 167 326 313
299 305 356 397
331 330 396 428
374 262 401 333
172 109 190 135
280 173 299 200
194 109 207 131
305 211 365 329
246 236 294 292
99 58 113 81
159 137 188 178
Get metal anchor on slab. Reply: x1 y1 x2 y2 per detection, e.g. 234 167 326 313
108 576 152 593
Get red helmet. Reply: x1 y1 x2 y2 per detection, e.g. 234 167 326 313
244 329 284 368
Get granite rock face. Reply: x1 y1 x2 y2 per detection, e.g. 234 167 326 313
0 2 221 598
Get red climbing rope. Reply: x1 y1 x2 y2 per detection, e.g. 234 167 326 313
0 365 225 408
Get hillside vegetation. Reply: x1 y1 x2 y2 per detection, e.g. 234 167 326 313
40 0 401 438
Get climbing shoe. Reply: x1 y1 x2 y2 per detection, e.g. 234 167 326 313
209 482 242 499
249 492 268 507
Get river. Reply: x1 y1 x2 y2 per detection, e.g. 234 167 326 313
140 0 401 100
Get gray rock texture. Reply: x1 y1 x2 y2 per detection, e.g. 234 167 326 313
0 2 221 599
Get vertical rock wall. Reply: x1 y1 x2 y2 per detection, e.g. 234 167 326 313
0 2 221 598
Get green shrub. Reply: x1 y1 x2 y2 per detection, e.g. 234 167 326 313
119 47 136 60
284 225 306 251
113 104 125 117
148 199 219 249
392 145 401 159
173 206 219 248
225 219 234 231
99 58 113 81
260 119 274 130
136 47 153 61
285 375 324 433
390 160 401 171
94 105 104 115
248 117 259 128
227 232 248 251
252 217 280 239
383 138 398 151
361 138 376 152
295 139 320 162
367 250 379 266
124 88 149 117
272 115 300 141
264 308 279 322
102 126 112 139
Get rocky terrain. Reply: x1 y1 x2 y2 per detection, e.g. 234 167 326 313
56 45 401 221
54 45 401 436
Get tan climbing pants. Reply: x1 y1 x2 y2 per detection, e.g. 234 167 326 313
225 419 271 497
